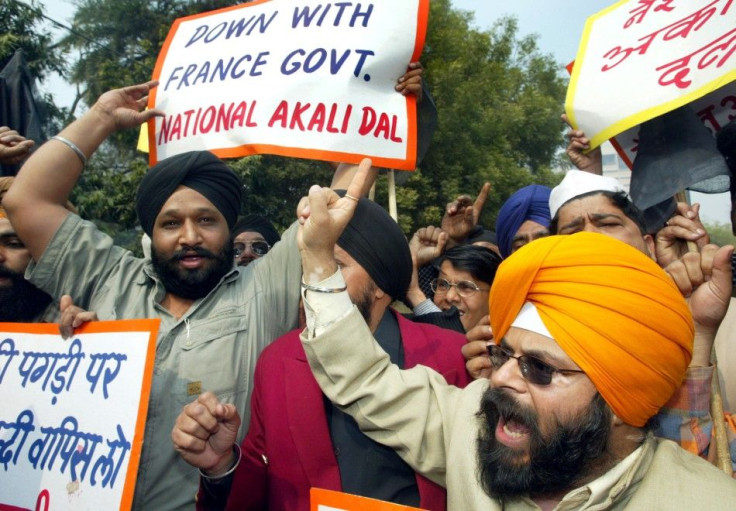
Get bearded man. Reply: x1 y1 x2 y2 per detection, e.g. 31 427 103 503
282 172 735 509
0 177 55 322
2 82 304 510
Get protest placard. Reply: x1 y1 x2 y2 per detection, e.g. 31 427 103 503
310 488 425 511
565 63 736 170
0 319 158 511
566 0 736 150
148 0 429 170
610 79 736 168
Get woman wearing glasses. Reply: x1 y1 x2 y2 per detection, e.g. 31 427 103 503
408 244 501 333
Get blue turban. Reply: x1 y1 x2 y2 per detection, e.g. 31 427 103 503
495 185 551 258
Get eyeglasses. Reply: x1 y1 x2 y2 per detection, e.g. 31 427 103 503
430 278 488 298
233 241 270 258
487 345 586 386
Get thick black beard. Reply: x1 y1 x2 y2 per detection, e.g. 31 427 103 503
476 387 611 501
151 243 233 300
0 265 53 322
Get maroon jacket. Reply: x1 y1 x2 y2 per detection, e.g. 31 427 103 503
196 310 470 511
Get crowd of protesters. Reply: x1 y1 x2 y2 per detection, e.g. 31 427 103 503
2 63 736 511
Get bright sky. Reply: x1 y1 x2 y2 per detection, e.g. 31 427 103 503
39 0 731 224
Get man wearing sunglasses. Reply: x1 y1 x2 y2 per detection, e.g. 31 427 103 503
231 214 281 267
286 174 735 509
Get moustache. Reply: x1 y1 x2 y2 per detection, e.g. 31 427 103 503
486 387 538 431
0 264 23 281
171 246 218 262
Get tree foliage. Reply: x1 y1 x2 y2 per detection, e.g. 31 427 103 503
383 0 566 234
58 0 567 239
704 221 736 247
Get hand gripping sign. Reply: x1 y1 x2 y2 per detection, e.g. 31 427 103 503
0 320 158 511
148 0 429 170
566 0 736 151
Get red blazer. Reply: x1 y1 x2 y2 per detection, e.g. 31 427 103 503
197 310 470 511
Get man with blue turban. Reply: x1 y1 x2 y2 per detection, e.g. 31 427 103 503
495 184 551 258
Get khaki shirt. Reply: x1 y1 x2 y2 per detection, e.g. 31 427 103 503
302 306 736 510
28 214 302 510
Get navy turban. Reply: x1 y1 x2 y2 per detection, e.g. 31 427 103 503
495 185 551 258
232 214 281 246
337 196 412 300
135 151 242 237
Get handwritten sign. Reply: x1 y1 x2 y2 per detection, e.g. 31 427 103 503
0 320 158 511
148 0 429 170
310 488 425 511
566 0 736 149
610 79 736 168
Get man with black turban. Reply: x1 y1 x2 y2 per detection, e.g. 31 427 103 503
173 194 471 511
2 82 304 510
231 214 281 267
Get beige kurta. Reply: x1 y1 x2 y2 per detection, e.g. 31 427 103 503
302 306 736 510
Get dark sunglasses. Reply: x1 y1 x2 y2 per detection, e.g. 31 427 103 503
430 277 488 298
487 345 585 386
233 241 270 258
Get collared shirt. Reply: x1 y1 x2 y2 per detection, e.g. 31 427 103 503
27 214 303 510
656 364 736 475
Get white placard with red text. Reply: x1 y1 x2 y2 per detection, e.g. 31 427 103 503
148 0 429 170
566 0 736 149
0 320 158 511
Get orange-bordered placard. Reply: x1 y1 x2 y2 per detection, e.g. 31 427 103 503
310 488 427 511
147 0 429 170
0 319 159 511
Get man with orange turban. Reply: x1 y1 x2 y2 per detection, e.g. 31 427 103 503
269 167 735 509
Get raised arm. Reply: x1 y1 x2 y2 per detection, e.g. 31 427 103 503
562 113 602 175
441 182 491 248
2 81 162 261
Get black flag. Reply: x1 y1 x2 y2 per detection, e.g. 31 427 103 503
0 49 47 176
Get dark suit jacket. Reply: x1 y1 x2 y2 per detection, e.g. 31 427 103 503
197 310 470 511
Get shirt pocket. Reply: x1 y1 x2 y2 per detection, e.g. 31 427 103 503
175 313 250 407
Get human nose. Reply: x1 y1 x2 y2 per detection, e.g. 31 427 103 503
489 351 526 390
179 219 202 246
445 284 461 303
581 220 600 234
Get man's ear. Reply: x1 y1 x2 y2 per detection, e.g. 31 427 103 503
374 286 386 300
611 413 627 427
643 233 656 261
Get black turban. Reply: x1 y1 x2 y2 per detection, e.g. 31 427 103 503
232 214 281 246
135 151 242 236
336 195 412 300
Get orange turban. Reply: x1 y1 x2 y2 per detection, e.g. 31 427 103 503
489 231 693 427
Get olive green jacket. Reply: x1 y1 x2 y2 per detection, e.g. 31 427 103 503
28 214 302 510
